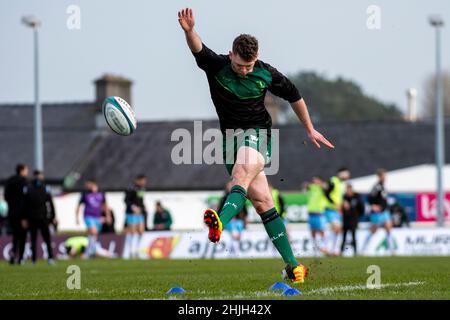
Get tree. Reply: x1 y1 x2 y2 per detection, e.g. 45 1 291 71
421 70 450 118
281 71 402 122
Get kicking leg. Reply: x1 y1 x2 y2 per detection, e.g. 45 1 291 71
204 146 264 242
220 147 264 225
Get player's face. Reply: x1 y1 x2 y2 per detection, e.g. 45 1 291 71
311 177 322 184
21 167 29 177
346 185 353 195
85 181 98 192
229 52 257 77
339 170 351 181
136 178 147 188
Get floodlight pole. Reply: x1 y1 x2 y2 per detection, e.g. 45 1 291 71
22 16 43 172
33 27 43 171
430 16 445 227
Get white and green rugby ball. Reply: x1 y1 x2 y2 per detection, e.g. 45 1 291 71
102 96 137 136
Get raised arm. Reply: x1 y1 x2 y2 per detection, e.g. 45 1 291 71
264 62 334 150
178 8 202 53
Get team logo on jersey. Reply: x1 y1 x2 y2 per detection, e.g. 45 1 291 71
257 80 265 88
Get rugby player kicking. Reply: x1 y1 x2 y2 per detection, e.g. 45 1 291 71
178 8 334 284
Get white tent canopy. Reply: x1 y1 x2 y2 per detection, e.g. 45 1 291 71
348 164 450 193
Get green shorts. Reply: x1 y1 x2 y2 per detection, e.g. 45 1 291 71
222 128 272 175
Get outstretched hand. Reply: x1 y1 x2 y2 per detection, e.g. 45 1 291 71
178 8 195 32
307 129 335 149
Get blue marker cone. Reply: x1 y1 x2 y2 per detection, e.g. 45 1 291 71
167 287 186 294
282 288 302 296
270 282 291 290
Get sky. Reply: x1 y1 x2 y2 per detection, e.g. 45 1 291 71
0 0 449 121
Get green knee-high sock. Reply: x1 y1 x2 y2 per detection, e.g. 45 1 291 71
261 208 298 267
219 185 247 227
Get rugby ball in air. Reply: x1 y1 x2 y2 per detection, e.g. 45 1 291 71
102 96 137 136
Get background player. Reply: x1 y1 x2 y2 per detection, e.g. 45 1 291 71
3 164 29 265
307 176 329 256
324 168 350 256
123 174 147 259
362 168 395 254
23 170 55 265
340 184 364 256
75 179 111 258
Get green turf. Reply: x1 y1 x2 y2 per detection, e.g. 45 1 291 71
0 257 449 299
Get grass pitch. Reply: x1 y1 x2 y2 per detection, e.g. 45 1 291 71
0 257 449 300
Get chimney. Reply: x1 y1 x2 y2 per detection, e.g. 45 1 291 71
406 88 417 122
93 74 133 129
94 74 133 106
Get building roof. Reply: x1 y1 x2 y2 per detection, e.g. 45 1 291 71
0 102 99 180
0 101 448 191
0 102 98 129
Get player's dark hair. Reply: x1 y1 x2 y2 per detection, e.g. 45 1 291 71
15 163 27 175
338 167 349 173
136 174 146 180
232 34 259 62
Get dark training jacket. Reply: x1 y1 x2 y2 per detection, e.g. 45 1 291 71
3 174 28 220
23 179 55 221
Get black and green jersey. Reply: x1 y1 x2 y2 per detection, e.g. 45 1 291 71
192 44 302 132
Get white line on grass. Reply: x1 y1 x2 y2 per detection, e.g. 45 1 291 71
307 281 426 295
202 291 281 300
196 281 426 299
